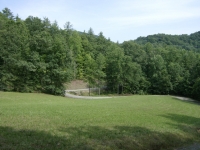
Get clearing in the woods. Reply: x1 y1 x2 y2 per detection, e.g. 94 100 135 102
0 92 199 150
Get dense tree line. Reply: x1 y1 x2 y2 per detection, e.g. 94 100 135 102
134 32 200 52
0 8 200 100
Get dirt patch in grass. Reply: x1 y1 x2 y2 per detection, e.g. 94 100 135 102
65 80 88 90
197 128 200 134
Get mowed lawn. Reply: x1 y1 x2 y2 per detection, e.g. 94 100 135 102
0 92 199 150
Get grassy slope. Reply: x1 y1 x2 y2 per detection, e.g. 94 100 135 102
0 92 199 150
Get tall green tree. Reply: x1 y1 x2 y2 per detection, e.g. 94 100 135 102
68 31 84 79
2 7 14 20
106 44 124 94
84 53 96 95
95 53 106 95
122 56 149 94
146 54 172 94
0 13 32 91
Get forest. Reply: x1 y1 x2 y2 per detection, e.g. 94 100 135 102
0 8 200 100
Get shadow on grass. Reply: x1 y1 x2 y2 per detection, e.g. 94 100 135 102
1 114 200 150
161 113 200 137
161 113 200 126
59 125 197 150
172 97 200 105
0 126 68 150
0 125 191 150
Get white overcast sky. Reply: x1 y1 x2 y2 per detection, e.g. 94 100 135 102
0 0 200 43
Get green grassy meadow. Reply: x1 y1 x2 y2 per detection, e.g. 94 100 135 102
0 92 200 150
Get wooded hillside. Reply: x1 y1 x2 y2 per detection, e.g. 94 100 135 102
134 32 200 52
0 8 200 100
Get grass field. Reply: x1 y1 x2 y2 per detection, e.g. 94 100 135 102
0 92 200 150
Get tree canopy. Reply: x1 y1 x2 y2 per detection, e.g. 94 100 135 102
0 8 200 100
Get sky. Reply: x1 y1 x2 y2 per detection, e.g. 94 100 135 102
0 0 200 43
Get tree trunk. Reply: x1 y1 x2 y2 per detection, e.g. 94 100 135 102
98 80 100 95
99 87 100 95
118 84 119 94
89 85 90 96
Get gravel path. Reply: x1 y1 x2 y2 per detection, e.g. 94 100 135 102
175 143 200 150
172 96 195 102
65 89 112 99
172 95 200 105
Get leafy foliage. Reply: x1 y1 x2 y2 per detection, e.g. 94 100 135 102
0 8 200 100
134 32 200 52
